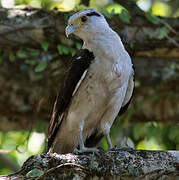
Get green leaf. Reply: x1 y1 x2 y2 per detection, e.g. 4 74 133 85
9 52 15 62
147 33 154 39
111 9 115 15
119 10 130 23
110 169 113 176
26 168 43 178
29 49 40 57
41 42 49 52
157 27 169 39
17 50 27 59
62 46 70 55
25 59 37 66
64 13 69 22
57 44 63 55
57 45 70 55
145 12 160 24
35 61 47 72
129 41 135 48
102 9 113 18
69 48 76 56
75 42 82 50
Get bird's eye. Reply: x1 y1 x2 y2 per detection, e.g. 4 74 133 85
81 16 87 23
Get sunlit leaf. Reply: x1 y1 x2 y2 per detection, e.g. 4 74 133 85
50 0 78 12
29 0 41 8
137 138 165 150
0 168 13 175
152 2 171 17
35 61 47 72
40 0 53 9
28 132 45 153
106 3 124 15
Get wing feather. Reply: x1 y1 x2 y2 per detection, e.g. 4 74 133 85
47 49 94 151
118 68 135 116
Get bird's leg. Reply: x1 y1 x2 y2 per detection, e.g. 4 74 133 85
79 124 85 150
73 124 99 154
105 132 113 150
103 123 113 150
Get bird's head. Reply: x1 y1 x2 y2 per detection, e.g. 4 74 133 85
65 9 109 40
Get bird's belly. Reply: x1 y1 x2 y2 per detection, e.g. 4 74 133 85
67 64 122 135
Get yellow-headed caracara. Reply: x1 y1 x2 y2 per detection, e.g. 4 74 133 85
47 9 134 154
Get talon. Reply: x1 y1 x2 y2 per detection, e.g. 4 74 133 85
73 147 99 154
73 148 80 154
97 146 105 151
119 146 135 151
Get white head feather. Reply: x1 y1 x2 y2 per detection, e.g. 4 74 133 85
66 9 127 62
67 9 109 38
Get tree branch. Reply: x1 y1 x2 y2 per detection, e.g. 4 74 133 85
1 149 179 179
0 8 178 52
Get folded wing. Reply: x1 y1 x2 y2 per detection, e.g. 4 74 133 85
47 49 94 152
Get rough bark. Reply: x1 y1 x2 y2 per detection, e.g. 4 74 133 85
0 7 178 52
1 148 179 180
0 6 179 131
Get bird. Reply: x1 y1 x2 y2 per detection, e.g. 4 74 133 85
47 9 134 154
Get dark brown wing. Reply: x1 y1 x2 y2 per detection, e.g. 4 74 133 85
47 49 94 152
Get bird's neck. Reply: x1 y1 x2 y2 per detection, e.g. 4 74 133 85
82 28 125 63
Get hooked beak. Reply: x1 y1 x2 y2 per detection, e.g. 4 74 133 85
65 25 76 37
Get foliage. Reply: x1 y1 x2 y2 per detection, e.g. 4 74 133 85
1 122 179 175
119 10 130 23
145 11 160 24
0 131 46 175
